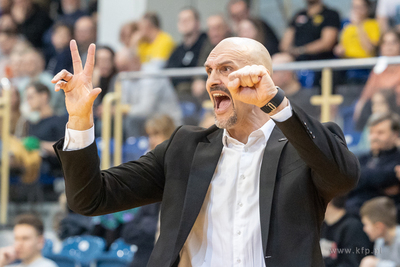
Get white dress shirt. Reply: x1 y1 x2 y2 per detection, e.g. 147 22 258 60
63 104 293 267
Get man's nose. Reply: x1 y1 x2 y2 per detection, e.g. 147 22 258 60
207 70 222 89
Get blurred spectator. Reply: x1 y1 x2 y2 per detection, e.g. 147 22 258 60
0 214 58 267
334 0 380 59
57 0 86 26
376 0 400 33
145 114 176 150
121 114 176 267
115 48 182 137
92 45 116 125
0 14 17 32
280 0 340 61
237 17 265 44
166 7 207 95
133 12 175 68
0 0 11 15
91 208 138 249
10 0 53 48
271 52 320 119
17 49 65 116
46 22 73 76
228 0 279 55
119 21 138 48
346 113 400 216
354 30 400 123
359 197 400 267
23 82 68 178
320 195 373 267
197 14 231 67
0 29 21 77
74 16 96 65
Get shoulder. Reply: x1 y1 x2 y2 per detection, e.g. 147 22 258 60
30 257 58 267
322 6 340 17
157 32 175 44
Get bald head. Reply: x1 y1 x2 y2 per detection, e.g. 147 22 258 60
210 37 272 73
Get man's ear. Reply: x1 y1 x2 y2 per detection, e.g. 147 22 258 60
37 235 45 251
375 221 387 233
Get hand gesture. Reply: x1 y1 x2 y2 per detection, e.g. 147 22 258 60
52 40 101 130
227 65 279 108
0 246 17 267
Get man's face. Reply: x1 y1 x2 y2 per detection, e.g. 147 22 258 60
361 217 383 241
204 43 254 129
229 1 248 23
26 86 46 111
369 120 398 154
380 32 400 57
13 224 43 262
207 16 229 46
74 18 96 46
177 10 198 37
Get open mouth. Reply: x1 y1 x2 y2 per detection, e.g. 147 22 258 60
213 92 232 113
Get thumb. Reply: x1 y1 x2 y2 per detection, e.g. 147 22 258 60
89 87 102 102
227 78 240 94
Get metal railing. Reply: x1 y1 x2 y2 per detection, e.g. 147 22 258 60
0 78 12 225
100 56 400 169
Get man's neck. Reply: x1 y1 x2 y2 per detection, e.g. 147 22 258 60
227 107 269 144
384 226 397 245
39 105 53 119
282 80 301 96
324 207 346 225
307 2 323 16
22 254 41 265
183 31 200 48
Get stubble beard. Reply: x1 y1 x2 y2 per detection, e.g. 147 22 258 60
214 108 238 129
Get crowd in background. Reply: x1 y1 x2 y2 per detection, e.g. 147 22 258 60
2 0 400 266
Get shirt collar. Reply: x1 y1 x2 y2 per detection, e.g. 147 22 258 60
222 119 276 148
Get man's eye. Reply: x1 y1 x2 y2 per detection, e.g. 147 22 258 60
221 66 231 73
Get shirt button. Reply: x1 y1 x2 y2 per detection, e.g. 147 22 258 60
237 230 241 235
240 174 245 180
238 202 243 207
237 259 241 263
244 148 248 152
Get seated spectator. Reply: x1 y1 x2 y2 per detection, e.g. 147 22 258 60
122 114 176 267
133 12 175 68
0 29 21 78
0 0 11 15
376 0 400 33
280 0 340 61
346 113 400 216
119 21 138 48
114 48 182 137
23 82 68 178
74 16 96 65
192 14 231 104
334 0 380 59
46 22 73 76
354 30 400 123
17 49 65 116
359 197 400 267
271 52 320 119
320 195 373 266
228 0 279 55
0 214 58 267
166 7 207 95
237 18 266 45
10 0 53 48
57 0 86 26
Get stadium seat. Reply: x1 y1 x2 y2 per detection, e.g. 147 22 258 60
92 238 136 267
60 235 106 267
123 136 149 162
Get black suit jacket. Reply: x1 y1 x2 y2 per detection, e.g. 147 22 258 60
54 105 360 267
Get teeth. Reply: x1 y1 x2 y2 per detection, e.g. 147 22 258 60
213 93 225 97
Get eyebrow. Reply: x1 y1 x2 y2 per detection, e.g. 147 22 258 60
204 60 236 68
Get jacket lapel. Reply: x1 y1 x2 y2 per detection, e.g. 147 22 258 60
173 128 224 257
259 126 287 255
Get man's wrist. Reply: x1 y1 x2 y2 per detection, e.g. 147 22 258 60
260 87 286 114
67 115 94 131
268 97 289 116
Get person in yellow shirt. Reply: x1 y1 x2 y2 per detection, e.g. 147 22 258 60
131 12 175 68
334 0 380 58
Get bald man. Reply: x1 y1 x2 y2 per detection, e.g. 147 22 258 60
52 37 359 267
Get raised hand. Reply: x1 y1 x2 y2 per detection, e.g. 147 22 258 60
227 65 278 107
52 40 101 130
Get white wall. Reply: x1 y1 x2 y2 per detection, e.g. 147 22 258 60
97 0 147 51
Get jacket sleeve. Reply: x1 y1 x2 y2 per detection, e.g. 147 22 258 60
274 103 360 201
53 127 180 216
